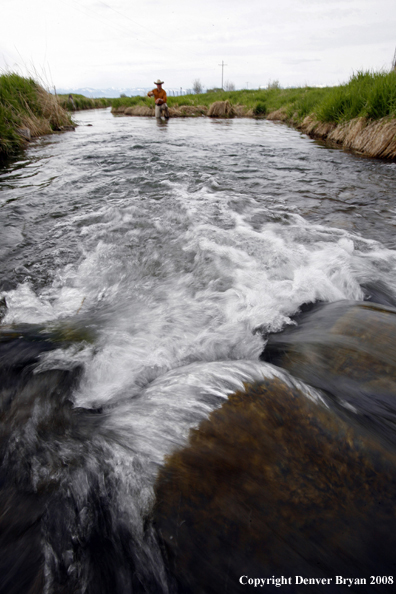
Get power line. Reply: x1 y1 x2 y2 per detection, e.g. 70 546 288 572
57 0 177 62
58 0 154 45
95 0 160 37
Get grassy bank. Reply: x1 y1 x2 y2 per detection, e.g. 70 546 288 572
57 94 111 111
112 71 396 123
316 71 396 123
112 71 396 159
0 73 74 161
111 87 331 118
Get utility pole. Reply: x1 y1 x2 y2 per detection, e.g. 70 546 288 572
218 60 227 89
393 47 396 71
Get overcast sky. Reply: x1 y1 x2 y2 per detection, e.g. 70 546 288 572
1 0 396 91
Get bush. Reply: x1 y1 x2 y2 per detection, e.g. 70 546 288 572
253 101 267 116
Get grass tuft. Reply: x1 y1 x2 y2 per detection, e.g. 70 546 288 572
0 72 73 161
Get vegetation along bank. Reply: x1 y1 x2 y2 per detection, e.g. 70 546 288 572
57 94 111 112
112 70 396 160
0 73 77 162
2 71 396 162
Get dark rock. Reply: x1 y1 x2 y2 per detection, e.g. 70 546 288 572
154 377 396 593
261 300 396 445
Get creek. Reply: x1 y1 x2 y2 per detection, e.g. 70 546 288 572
1 108 396 593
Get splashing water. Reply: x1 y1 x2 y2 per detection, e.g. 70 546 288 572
1 110 396 592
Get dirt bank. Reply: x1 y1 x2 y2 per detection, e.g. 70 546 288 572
301 115 396 159
112 100 396 161
112 104 208 117
266 109 396 160
112 102 250 118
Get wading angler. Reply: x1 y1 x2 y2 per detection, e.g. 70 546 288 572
147 79 169 119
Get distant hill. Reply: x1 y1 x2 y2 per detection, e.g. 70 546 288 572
53 87 194 98
53 87 150 98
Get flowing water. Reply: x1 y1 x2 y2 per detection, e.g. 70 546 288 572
1 108 396 593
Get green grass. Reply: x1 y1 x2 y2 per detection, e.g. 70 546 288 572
112 70 396 124
0 72 73 161
0 73 40 157
111 86 332 119
57 94 111 111
0 101 22 157
316 70 396 123
253 101 267 116
110 95 150 110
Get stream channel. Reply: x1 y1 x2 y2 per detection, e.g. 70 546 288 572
1 108 396 593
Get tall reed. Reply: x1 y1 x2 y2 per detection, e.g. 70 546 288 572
0 73 73 161
316 70 396 122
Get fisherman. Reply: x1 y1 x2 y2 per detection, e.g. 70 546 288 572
147 79 169 119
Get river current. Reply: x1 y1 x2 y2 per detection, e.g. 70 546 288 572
1 108 396 593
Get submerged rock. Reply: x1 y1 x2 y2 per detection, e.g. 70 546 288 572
261 300 396 445
154 376 396 593
60 125 76 131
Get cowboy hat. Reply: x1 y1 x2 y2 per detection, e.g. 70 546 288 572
154 79 164 85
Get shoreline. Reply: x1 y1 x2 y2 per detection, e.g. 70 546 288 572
2 69 395 162
0 74 75 163
296 114 396 160
112 102 396 161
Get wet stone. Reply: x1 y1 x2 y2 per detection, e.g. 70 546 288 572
262 299 396 445
154 377 396 593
